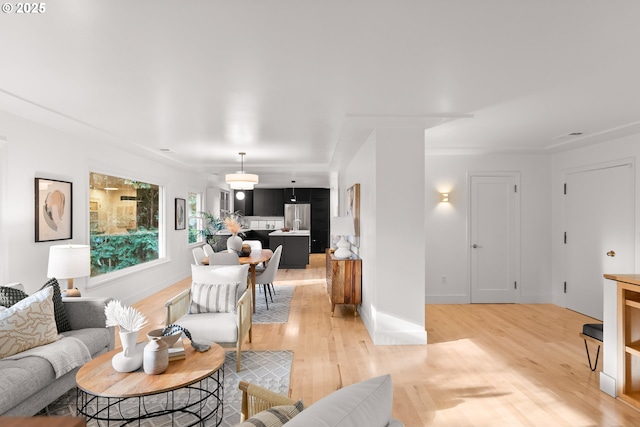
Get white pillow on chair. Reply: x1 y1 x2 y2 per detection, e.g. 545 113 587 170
191 264 249 294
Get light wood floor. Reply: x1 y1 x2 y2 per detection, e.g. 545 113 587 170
132 254 640 426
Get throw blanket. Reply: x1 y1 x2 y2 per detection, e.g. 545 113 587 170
5 336 91 378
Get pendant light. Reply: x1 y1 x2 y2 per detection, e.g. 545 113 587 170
226 152 259 190
290 180 296 202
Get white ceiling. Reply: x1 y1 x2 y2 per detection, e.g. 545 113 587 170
2 1 640 187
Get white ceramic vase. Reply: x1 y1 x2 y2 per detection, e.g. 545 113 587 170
143 337 169 375
227 234 243 252
112 329 143 372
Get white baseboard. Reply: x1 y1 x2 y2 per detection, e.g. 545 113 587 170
360 305 427 345
600 372 617 398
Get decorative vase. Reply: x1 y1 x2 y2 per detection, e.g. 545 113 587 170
227 234 243 252
143 337 169 375
112 329 143 372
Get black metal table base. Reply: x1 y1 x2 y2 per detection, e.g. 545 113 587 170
77 369 223 426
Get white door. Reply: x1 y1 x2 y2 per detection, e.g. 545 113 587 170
470 174 520 303
565 163 634 320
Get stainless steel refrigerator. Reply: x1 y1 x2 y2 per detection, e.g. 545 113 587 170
284 203 311 231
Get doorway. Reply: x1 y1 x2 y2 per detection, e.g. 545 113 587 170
564 161 635 320
469 172 520 303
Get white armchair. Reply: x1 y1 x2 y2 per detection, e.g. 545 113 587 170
165 264 252 371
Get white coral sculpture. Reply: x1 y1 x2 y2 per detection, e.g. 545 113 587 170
104 300 148 332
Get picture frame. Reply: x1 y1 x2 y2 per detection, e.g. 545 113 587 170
175 198 186 230
35 177 72 242
346 183 360 247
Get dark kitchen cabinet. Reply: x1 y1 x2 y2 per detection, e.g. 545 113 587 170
310 188 330 253
269 235 309 269
285 187 311 203
233 190 253 216
253 189 284 216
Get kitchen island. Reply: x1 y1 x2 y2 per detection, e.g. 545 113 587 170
269 230 310 269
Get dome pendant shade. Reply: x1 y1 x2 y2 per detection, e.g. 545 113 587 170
226 152 259 190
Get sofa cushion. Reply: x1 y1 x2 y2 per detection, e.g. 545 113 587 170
61 328 112 356
0 354 57 415
190 282 240 314
175 312 238 344
236 401 304 427
285 374 394 427
0 286 28 308
0 287 61 359
40 278 72 333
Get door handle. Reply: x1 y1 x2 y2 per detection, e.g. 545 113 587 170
472 244 483 249
607 250 616 257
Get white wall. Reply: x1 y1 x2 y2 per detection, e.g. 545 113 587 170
551 134 640 306
425 153 552 303
340 128 427 345
0 109 208 304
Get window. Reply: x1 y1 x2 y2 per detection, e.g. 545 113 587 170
89 172 162 277
220 190 230 217
188 192 202 244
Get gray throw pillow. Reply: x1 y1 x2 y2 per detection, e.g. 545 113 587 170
0 286 28 308
40 278 72 333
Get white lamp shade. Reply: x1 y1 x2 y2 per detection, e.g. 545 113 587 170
331 216 355 236
226 173 259 190
47 244 91 279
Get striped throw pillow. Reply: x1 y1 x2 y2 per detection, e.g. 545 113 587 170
190 282 240 314
236 401 304 427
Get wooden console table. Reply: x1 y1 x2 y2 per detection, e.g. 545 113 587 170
325 249 362 316
605 274 640 409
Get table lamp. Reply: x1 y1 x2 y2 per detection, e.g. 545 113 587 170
331 216 355 259
47 244 90 297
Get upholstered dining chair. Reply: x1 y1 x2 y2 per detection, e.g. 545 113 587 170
202 244 215 257
254 245 282 309
209 251 240 265
192 246 206 265
243 240 266 270
243 240 262 251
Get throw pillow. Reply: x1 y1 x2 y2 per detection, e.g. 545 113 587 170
40 278 72 333
0 286 61 358
236 401 304 427
0 286 28 308
190 282 240 314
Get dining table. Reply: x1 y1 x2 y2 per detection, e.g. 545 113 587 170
202 248 273 313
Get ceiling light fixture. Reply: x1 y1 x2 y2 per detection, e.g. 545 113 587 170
226 152 259 190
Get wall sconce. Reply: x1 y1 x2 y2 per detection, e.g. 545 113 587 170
440 192 450 203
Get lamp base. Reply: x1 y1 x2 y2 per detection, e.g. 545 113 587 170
62 288 81 298
334 236 351 259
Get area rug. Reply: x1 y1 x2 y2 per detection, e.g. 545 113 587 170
42 350 293 427
252 285 294 324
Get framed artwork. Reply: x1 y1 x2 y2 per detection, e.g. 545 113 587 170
175 198 186 230
35 177 72 242
346 183 360 247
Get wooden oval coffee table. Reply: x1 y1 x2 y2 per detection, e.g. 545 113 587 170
76 341 226 426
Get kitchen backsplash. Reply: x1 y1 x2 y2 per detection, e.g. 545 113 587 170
244 216 284 230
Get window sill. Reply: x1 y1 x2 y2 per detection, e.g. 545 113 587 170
87 257 170 290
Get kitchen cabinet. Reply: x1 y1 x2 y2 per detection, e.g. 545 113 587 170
310 188 329 253
269 233 309 269
253 189 284 216
233 190 253 216
325 249 361 316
